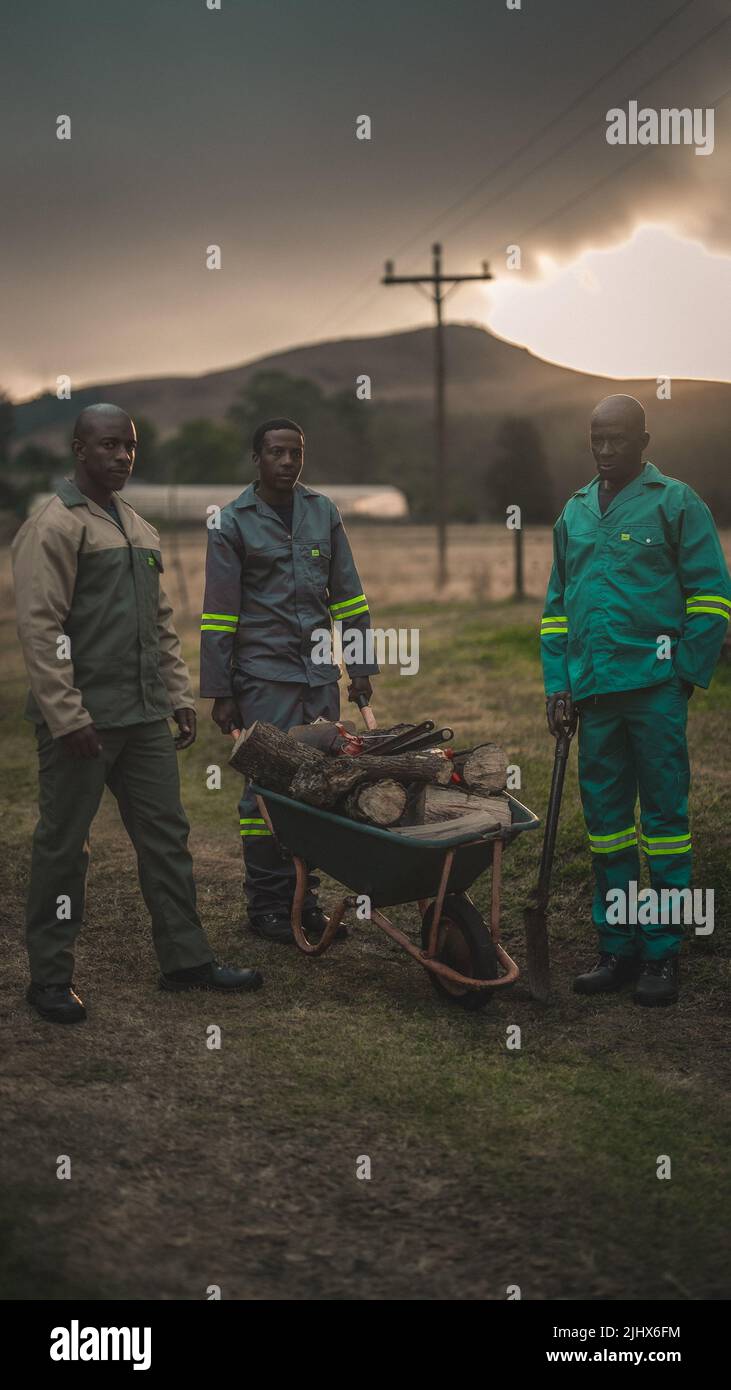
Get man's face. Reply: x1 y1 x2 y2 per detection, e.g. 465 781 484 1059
255 429 304 493
73 413 137 490
590 406 647 488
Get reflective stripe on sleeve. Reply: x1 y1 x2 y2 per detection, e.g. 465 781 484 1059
685 595 731 621
329 593 370 618
201 611 238 633
541 614 569 637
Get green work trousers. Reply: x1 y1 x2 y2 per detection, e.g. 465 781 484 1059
577 673 691 960
26 719 215 984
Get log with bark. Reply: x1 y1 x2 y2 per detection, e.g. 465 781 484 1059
229 720 453 809
451 742 508 793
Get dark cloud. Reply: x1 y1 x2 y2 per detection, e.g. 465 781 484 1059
1 0 728 394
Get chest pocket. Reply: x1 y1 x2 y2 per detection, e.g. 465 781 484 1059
134 548 163 629
305 539 331 583
609 527 671 575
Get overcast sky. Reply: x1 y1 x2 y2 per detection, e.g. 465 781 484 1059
1 0 729 397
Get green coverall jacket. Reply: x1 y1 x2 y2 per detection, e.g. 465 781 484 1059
541 462 731 700
11 478 194 735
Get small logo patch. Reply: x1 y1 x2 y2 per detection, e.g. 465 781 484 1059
311 548 320 556
620 533 630 541
148 554 156 566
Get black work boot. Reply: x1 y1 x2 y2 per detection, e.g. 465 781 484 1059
634 956 679 1007
247 911 294 944
302 906 348 943
159 961 264 992
573 953 638 995
26 982 86 1024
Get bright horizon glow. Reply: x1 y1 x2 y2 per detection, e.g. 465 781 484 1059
478 225 731 383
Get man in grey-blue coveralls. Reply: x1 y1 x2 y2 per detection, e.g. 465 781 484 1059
200 417 378 943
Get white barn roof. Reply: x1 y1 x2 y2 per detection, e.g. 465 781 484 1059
31 482 409 521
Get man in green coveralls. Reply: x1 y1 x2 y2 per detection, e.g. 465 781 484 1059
12 403 263 1023
541 395 730 1005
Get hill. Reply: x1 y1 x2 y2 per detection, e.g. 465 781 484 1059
11 325 731 518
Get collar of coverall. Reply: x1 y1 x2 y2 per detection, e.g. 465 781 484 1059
56 476 129 523
572 459 666 504
233 480 318 509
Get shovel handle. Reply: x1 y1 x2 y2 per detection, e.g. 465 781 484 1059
536 722 576 906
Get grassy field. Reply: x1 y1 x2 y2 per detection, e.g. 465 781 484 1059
0 526 729 1301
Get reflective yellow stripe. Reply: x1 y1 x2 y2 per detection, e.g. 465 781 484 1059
330 593 367 613
541 627 569 637
640 833 691 855
239 817 271 837
686 595 731 609
541 616 567 625
336 604 370 618
642 842 691 856
202 612 238 621
588 825 638 854
686 607 730 620
588 826 636 843
201 624 237 632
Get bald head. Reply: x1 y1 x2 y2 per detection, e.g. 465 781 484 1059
71 403 137 503
591 394 646 435
73 402 134 443
590 395 649 490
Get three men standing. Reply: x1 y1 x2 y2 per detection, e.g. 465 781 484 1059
200 419 378 943
12 404 262 1022
542 395 731 1004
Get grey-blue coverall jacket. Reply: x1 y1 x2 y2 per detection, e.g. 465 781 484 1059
199 481 378 698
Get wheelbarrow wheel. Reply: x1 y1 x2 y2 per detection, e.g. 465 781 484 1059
420 894 499 1011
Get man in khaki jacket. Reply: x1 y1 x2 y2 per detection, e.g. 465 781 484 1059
12 403 262 1022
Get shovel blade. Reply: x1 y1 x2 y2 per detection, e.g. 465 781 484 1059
524 904 550 1002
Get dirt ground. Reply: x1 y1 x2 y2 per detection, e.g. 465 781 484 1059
0 528 729 1301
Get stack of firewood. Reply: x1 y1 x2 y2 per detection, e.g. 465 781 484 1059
230 719 512 833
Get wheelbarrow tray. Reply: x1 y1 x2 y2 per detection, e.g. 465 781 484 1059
250 784 539 908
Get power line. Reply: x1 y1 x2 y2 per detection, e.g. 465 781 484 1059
309 0 702 338
512 79 731 243
401 0 699 259
442 7 730 245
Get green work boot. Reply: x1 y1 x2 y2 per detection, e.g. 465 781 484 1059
633 956 679 1007
573 953 638 995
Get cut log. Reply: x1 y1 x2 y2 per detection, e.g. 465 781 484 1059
342 779 408 826
452 743 508 793
229 720 324 791
423 787 512 828
229 720 453 808
290 748 453 808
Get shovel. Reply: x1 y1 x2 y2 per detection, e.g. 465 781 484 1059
524 704 577 1001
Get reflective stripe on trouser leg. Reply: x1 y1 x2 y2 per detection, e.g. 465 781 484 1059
627 677 691 960
577 697 641 957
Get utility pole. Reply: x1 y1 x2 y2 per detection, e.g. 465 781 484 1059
382 243 492 588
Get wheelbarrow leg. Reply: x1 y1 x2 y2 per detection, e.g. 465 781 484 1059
290 857 348 957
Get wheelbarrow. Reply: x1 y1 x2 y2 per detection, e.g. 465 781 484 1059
250 782 540 1010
